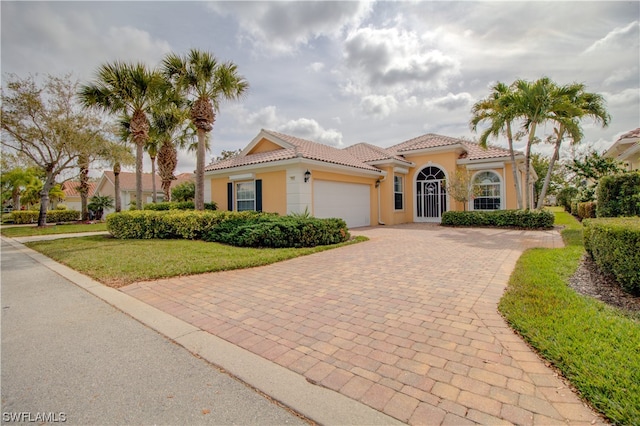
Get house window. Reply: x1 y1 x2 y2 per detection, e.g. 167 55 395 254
236 181 255 211
394 175 404 210
473 171 501 210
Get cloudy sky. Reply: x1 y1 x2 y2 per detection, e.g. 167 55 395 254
2 1 639 175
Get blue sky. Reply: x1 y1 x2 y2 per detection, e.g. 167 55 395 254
2 1 639 176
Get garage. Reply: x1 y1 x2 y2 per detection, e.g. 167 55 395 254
313 180 371 228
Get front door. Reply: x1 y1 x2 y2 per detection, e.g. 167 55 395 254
416 166 447 222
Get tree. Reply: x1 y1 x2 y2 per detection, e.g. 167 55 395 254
444 168 478 211
79 62 168 209
101 127 135 213
162 49 248 210
471 82 523 209
214 149 242 162
1 166 37 211
535 85 610 209
171 181 195 202
1 74 109 226
88 195 114 221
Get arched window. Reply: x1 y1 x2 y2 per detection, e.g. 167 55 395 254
473 171 501 210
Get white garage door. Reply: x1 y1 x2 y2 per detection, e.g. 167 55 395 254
313 180 370 228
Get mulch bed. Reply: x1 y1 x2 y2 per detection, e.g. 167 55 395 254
569 254 640 314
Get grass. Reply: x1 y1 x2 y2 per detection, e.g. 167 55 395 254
499 206 640 425
25 235 367 288
0 222 107 237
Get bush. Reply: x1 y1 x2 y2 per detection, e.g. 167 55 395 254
106 210 350 248
47 209 81 223
576 202 596 220
204 215 350 248
10 211 39 224
556 186 579 212
583 217 640 294
441 209 554 229
144 201 217 211
596 172 640 218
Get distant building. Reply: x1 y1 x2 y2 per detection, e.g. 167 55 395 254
604 128 640 171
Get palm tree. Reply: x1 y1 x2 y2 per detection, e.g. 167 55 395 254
162 49 248 210
471 82 523 209
88 195 114 221
104 126 135 213
79 62 167 209
535 86 610 208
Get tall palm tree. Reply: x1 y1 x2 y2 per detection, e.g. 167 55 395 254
79 62 167 209
162 49 248 210
471 82 523 209
536 87 610 208
105 124 135 213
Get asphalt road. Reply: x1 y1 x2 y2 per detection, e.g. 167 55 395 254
0 239 307 425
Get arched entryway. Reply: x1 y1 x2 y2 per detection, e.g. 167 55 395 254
415 165 448 222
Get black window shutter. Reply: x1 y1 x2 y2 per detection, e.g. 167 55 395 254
227 182 233 211
255 179 262 212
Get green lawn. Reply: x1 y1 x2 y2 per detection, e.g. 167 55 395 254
1 222 107 237
25 235 366 288
499 207 640 425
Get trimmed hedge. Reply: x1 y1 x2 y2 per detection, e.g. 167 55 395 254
577 202 596 220
583 217 640 294
596 172 640 218
106 210 350 248
10 210 81 224
203 215 350 248
144 201 217 211
441 209 554 229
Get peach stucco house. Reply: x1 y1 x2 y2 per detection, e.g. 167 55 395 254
205 129 530 228
58 181 97 211
604 128 640 171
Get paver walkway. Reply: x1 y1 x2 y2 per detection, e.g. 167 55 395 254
122 224 605 425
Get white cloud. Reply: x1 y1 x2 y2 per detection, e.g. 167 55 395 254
424 92 474 111
584 21 639 54
207 1 373 55
307 62 325 72
360 95 398 118
278 118 343 147
603 88 640 108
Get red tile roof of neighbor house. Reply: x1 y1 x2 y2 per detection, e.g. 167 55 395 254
61 181 97 197
205 130 518 172
618 128 640 140
102 171 193 191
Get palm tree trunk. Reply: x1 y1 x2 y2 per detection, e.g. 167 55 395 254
79 155 90 221
537 126 565 209
506 122 523 209
135 141 143 209
195 128 206 211
524 122 538 210
114 162 121 212
151 154 157 203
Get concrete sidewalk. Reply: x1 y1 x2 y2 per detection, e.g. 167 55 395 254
1 239 308 425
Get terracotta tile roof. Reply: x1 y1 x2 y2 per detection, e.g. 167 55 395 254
618 128 640 140
345 143 413 165
102 171 193 191
206 129 382 173
460 142 514 160
390 133 516 161
62 181 97 197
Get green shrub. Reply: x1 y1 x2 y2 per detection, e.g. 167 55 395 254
144 201 217 211
441 209 554 229
47 209 81 223
583 217 640 294
10 211 39 224
576 201 596 220
205 215 350 248
596 172 640 217
570 200 579 216
556 186 579 212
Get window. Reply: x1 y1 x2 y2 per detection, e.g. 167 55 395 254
236 181 255 211
394 175 404 210
473 171 501 210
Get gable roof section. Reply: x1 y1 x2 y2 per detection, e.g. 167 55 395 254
100 171 193 191
345 143 413 166
62 181 97 198
390 133 518 161
206 129 381 173
605 127 640 160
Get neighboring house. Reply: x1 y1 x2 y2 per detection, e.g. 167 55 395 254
59 181 97 211
604 128 640 171
95 171 194 215
205 129 530 228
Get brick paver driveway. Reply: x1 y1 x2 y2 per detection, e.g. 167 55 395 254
123 225 604 425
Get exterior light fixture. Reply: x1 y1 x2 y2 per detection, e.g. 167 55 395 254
304 170 311 183
375 179 381 188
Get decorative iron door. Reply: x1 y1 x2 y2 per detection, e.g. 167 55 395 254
416 166 447 221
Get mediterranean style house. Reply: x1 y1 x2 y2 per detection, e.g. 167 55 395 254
59 181 97 211
604 128 640 171
205 129 531 228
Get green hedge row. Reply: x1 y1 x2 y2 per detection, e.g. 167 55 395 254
596 172 640 218
106 210 350 248
203 215 350 248
583 218 640 294
143 201 217 211
441 209 554 229
11 209 81 224
577 202 597 220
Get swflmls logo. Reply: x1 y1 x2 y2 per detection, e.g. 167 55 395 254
2 412 67 422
